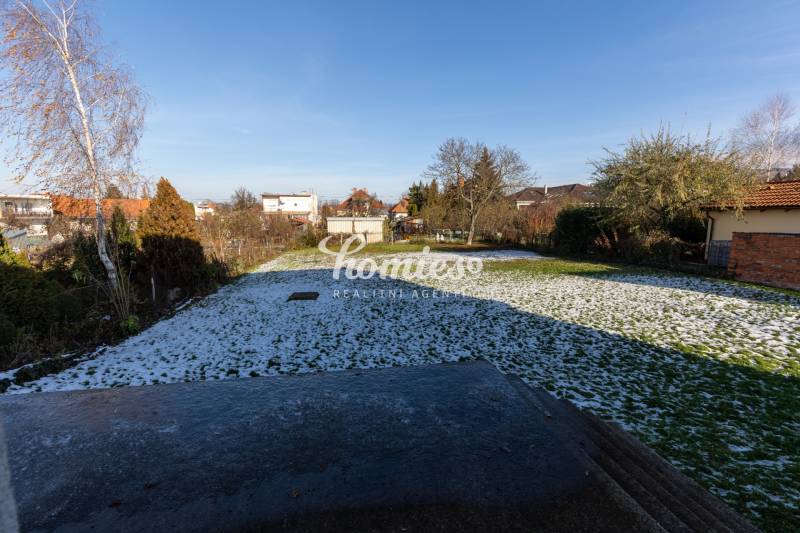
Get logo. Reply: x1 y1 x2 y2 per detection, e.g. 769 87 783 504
318 235 483 280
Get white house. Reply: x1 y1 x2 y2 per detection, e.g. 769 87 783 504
0 193 52 236
262 192 319 224
193 201 216 219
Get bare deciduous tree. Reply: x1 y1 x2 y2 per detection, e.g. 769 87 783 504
731 93 800 179
0 0 147 288
425 137 533 244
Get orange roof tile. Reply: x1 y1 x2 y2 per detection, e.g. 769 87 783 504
337 189 384 210
52 196 150 219
105 198 150 219
390 198 409 213
740 180 800 209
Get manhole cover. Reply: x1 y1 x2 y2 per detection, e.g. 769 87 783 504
288 291 319 301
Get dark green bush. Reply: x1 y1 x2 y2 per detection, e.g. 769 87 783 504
552 206 704 266
551 206 607 255
1 233 86 368
140 235 214 299
119 315 141 335
206 256 230 284
0 315 17 349
0 260 82 328
665 213 707 244
295 227 324 248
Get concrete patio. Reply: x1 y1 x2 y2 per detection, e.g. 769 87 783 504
0 361 755 532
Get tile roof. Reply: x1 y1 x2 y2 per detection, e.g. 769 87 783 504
337 189 384 211
739 180 800 208
507 183 595 204
51 196 150 219
390 198 409 213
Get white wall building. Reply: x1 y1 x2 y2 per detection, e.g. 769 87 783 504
326 217 384 243
262 192 319 223
193 201 216 219
0 194 52 236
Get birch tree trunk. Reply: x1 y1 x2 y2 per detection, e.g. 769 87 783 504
63 45 119 288
0 1 143 291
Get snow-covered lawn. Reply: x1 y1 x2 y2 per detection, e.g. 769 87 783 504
5 249 800 529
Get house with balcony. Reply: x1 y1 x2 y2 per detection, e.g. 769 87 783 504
262 192 319 224
0 193 53 236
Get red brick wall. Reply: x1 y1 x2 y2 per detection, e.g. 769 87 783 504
728 232 800 290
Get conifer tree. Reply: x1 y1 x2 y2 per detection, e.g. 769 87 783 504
139 178 199 240
108 204 136 271
138 178 208 298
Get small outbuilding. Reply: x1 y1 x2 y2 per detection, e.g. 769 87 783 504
326 216 385 244
705 180 800 289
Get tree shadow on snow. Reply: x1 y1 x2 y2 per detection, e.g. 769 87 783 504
245 266 799 530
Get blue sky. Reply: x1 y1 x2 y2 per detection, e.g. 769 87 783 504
7 1 800 203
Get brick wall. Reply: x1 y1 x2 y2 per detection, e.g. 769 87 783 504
728 232 800 290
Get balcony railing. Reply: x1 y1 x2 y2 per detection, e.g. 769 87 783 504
1 207 52 217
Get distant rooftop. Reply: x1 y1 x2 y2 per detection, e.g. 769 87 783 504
262 192 313 198
507 183 595 204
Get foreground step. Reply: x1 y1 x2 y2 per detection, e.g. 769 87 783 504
0 361 755 532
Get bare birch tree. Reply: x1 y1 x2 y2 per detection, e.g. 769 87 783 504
426 137 532 244
0 0 146 289
731 93 800 179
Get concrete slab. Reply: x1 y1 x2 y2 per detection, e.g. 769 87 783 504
0 362 736 532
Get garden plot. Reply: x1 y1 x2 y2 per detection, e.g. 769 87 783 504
5 249 800 530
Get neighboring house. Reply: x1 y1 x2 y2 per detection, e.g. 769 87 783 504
507 183 595 209
0 193 52 236
327 217 385 243
398 214 425 237
193 201 216 219
336 189 385 217
51 196 150 234
262 192 319 224
705 180 800 289
389 197 409 220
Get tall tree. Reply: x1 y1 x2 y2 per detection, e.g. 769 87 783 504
228 188 263 260
104 184 125 199
425 138 532 244
139 178 199 239
139 178 207 298
232 187 259 211
0 0 147 289
731 93 800 178
593 126 756 232
407 181 426 214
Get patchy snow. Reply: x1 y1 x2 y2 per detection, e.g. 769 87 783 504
5 249 800 527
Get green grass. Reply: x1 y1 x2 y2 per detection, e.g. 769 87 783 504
296 240 508 256
485 257 654 277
